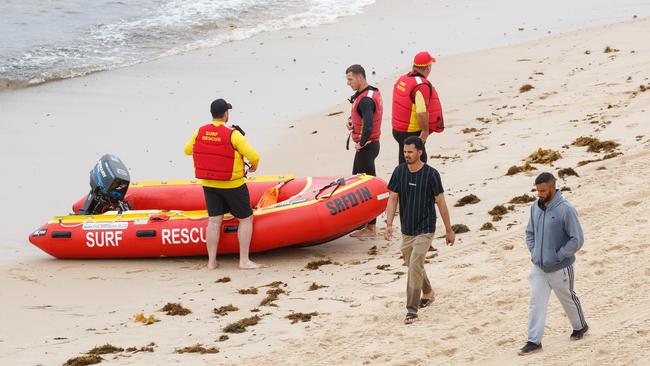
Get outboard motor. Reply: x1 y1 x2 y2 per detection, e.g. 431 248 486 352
77 154 131 215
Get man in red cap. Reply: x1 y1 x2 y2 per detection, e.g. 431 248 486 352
391 51 444 164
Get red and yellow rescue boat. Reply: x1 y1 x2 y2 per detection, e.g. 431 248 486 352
29 175 388 259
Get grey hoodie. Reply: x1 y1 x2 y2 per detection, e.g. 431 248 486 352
525 190 584 273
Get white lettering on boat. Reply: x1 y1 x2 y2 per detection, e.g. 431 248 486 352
161 228 206 245
86 231 123 247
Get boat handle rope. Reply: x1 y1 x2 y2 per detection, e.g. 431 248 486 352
57 217 87 228
315 177 346 200
167 210 235 221
315 174 367 200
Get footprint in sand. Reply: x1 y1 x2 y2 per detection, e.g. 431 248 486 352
442 348 458 357
623 200 641 207
496 337 516 346
609 244 627 251
467 327 482 335
467 276 488 283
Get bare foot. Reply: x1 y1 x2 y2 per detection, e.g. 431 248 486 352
350 226 377 238
239 260 266 270
207 260 219 270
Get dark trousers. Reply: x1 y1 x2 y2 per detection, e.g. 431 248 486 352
392 129 427 164
352 141 380 225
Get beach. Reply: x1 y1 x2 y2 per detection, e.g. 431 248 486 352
2 0 650 365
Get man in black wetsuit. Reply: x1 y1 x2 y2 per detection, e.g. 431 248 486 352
345 64 383 238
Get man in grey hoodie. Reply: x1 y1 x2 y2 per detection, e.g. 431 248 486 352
518 172 589 355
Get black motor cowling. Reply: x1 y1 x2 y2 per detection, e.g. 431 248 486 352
76 154 131 215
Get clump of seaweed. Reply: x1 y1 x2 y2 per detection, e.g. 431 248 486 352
238 287 258 295
509 194 536 204
260 288 286 307
161 303 191 316
480 223 496 231
308 282 329 291
577 159 601 167
125 343 156 353
223 315 261 333
558 167 579 179
174 344 219 354
454 194 480 207
63 355 102 366
367 245 378 255
476 117 491 123
286 312 319 324
305 259 332 270
133 313 159 325
215 277 231 283
572 136 619 153
506 162 536 176
489 205 508 221
604 46 619 53
213 304 239 316
462 127 478 134
527 148 562 164
262 281 285 288
489 205 508 216
218 335 229 342
519 84 534 93
376 264 391 270
468 146 488 153
603 152 623 160
452 224 470 233
87 344 123 355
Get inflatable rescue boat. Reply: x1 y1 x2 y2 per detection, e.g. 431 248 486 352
29 174 389 259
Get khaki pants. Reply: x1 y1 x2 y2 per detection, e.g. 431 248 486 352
401 233 434 314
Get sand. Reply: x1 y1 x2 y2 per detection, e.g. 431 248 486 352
2 5 650 366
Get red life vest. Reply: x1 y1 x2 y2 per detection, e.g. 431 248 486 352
351 87 383 143
391 72 444 133
192 123 244 181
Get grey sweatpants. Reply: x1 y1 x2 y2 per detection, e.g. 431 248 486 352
527 264 587 344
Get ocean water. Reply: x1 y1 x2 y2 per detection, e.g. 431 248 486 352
0 0 374 89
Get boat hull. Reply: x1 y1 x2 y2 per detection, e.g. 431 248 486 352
29 175 388 259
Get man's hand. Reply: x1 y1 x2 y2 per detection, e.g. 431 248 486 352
248 164 258 173
419 131 429 144
384 225 393 241
355 141 369 151
346 116 353 131
445 228 455 246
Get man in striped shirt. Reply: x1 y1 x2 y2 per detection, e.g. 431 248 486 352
384 136 455 324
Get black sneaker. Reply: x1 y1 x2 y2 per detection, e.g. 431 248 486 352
518 341 542 355
570 324 589 340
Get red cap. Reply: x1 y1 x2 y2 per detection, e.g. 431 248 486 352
413 51 436 67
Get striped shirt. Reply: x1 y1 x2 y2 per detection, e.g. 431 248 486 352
388 163 444 235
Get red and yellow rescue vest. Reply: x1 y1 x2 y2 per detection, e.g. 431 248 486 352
192 124 244 181
351 88 383 143
391 72 444 133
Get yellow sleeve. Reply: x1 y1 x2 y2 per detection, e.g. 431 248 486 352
231 130 260 167
184 129 199 155
415 91 427 113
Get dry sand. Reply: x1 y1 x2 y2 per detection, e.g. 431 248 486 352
2 11 650 366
